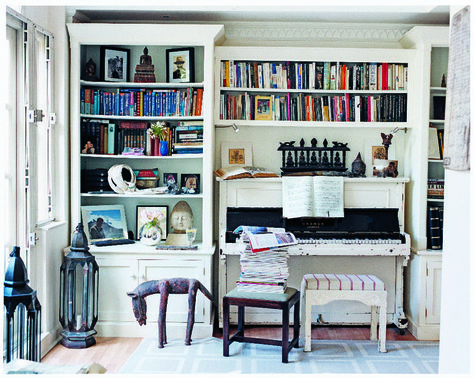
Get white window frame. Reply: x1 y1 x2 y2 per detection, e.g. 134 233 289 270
5 7 55 259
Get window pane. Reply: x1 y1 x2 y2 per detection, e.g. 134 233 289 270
35 32 52 223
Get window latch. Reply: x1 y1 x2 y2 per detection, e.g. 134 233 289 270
28 109 45 123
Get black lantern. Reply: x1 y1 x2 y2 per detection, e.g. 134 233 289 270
59 223 99 348
3 246 42 362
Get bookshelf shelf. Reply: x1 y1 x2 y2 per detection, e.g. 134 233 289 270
219 87 408 95
80 114 203 121
81 80 204 89
81 153 203 159
81 193 204 199
215 119 411 128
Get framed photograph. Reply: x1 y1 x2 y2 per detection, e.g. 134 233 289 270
166 47 194 83
100 46 130 82
181 174 200 194
163 172 178 187
221 142 253 167
81 205 128 243
136 206 168 241
255 95 273 120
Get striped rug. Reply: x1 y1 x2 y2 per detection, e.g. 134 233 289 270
119 337 439 374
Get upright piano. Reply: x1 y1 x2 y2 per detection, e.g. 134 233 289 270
218 177 410 332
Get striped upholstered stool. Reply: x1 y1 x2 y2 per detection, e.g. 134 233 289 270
301 274 387 353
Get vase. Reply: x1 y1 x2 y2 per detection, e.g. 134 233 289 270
140 224 162 246
153 138 161 156
160 141 168 156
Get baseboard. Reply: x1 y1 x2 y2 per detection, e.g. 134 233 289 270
40 326 63 358
95 321 214 338
407 314 440 341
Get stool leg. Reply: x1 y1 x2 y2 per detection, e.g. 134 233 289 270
282 303 289 363
294 297 300 348
300 280 306 347
370 305 378 341
304 294 312 352
223 298 230 357
378 294 387 353
237 305 245 336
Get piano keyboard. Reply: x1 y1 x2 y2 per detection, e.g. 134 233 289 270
297 238 402 245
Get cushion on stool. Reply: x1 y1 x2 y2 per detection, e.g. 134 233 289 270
303 274 384 291
225 287 298 302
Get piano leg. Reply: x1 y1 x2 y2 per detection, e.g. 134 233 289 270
393 255 409 334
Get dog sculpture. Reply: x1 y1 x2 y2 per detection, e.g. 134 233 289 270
127 278 215 348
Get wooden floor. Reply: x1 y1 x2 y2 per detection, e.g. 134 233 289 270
41 325 415 374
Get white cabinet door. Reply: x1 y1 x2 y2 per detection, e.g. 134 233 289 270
95 256 139 322
425 258 442 324
138 258 207 324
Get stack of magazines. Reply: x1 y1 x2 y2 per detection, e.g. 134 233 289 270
234 226 297 294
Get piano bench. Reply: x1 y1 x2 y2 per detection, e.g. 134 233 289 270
301 274 387 353
222 287 300 363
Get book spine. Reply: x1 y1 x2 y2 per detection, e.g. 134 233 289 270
428 207 442 250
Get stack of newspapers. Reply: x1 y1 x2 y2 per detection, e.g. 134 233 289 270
234 226 297 294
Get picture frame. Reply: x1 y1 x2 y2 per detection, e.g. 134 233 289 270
166 47 195 83
81 205 128 243
163 172 178 187
221 142 253 167
136 205 168 241
181 174 200 194
255 95 273 120
100 46 130 82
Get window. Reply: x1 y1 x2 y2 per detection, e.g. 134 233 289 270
5 8 54 257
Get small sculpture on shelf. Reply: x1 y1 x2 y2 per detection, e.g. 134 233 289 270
134 47 156 83
165 201 194 246
381 133 393 160
351 152 366 177
441 74 447 88
82 58 99 81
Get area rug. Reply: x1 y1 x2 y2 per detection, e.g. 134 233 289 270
119 337 439 374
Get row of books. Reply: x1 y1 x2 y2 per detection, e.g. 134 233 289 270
427 178 445 199
220 60 408 91
80 120 203 156
80 87 203 117
427 206 444 250
220 93 407 122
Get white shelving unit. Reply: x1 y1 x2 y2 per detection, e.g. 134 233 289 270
401 25 449 340
67 23 224 338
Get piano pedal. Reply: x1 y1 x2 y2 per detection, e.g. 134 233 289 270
316 314 328 325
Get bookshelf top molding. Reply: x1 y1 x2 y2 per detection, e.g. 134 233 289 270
67 23 225 46
215 46 415 63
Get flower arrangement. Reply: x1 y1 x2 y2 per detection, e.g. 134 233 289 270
148 121 167 140
140 207 166 233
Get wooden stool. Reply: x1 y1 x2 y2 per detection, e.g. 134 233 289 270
223 287 300 363
301 274 387 353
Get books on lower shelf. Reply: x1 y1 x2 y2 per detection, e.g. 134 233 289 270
214 166 278 180
234 226 297 294
427 206 443 250
427 178 444 199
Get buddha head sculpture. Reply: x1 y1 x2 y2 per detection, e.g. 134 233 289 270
170 201 194 234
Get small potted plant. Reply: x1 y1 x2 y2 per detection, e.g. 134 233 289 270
148 122 168 156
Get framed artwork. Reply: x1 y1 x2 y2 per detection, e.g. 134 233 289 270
100 46 130 82
181 174 200 194
136 206 168 240
221 142 253 167
163 172 178 187
166 47 195 83
81 205 128 243
255 95 273 120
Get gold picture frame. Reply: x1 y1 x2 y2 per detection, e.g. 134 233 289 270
255 95 273 120
221 142 253 167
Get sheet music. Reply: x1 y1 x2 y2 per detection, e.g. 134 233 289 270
312 176 344 218
282 176 344 218
282 176 313 218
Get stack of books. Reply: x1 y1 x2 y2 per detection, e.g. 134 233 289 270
173 121 203 154
427 178 445 199
234 226 297 294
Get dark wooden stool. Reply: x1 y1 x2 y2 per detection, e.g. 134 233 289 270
223 287 300 363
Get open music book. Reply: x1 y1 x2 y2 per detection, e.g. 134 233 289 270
282 176 344 218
